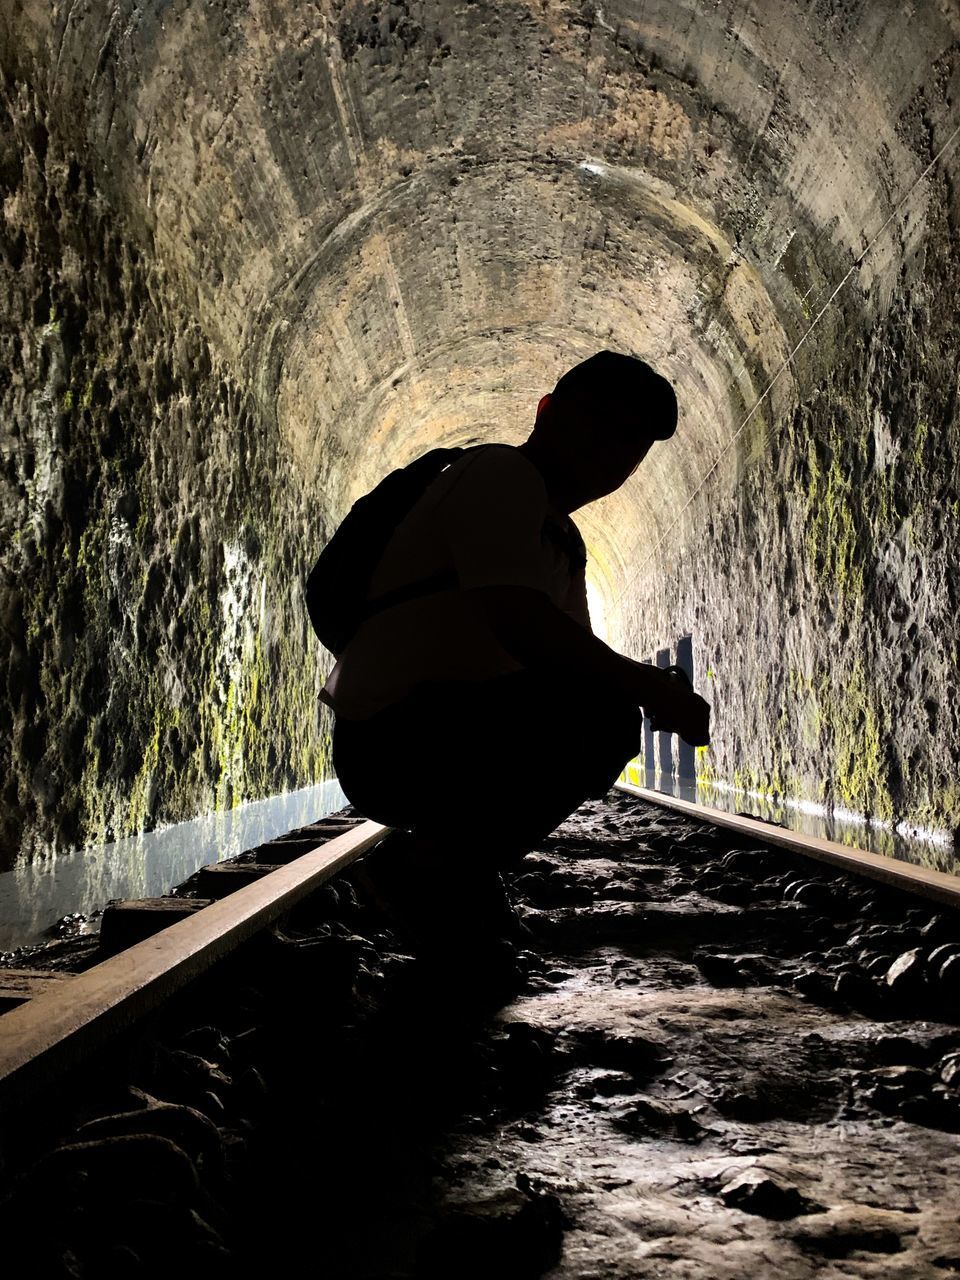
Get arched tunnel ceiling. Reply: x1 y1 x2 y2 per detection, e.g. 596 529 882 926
8 0 959 637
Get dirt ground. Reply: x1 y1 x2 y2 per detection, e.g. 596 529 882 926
4 790 960 1279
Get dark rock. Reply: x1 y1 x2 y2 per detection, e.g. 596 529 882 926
574 1028 672 1077
793 1220 904 1257
864 1064 932 1090
573 1069 636 1098
176 1026 230 1062
199 1090 226 1119
32 1135 199 1205
717 880 761 906
158 1048 232 1089
782 878 815 900
793 881 843 914
926 943 960 976
937 953 960 1001
920 915 957 942
884 949 927 997
897 1091 960 1129
491 1023 556 1101
694 951 751 986
872 1036 930 1067
719 849 775 875
792 968 832 999
832 969 880 1009
719 1167 823 1220
883 927 925 951
417 1185 565 1279
860 1063 938 1119
614 1096 705 1141
74 1092 222 1172
232 1066 270 1118
845 926 889 949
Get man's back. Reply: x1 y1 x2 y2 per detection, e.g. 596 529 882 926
327 351 707 866
320 444 589 720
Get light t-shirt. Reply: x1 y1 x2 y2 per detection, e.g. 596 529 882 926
319 444 591 720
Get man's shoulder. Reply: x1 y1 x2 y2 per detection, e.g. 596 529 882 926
448 442 546 491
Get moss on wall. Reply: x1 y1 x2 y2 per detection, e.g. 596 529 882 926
623 163 960 845
0 75 334 867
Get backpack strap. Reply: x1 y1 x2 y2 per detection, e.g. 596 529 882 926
363 566 460 619
542 512 587 570
360 443 486 623
360 443 582 625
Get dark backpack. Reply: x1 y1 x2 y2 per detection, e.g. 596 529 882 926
305 444 489 656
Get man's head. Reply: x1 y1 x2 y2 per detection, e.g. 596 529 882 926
523 350 678 511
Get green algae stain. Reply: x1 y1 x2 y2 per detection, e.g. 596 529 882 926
913 416 929 467
817 662 892 822
803 442 864 603
127 704 163 833
695 744 716 788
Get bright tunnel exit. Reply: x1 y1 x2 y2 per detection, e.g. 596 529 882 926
0 0 957 874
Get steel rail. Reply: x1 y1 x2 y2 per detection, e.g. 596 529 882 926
0 820 387 1109
4 785 959 1111
616 781 960 911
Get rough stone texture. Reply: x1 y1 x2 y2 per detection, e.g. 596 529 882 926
630 183 960 840
5 791 960 1277
2 1 960 855
0 72 333 865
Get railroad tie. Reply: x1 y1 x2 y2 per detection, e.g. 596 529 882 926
95 817 371 953
0 820 387 1108
251 836 332 864
0 970 70 1014
193 863 285 898
99 898 214 956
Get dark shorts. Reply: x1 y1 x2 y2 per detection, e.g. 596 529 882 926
331 669 644 864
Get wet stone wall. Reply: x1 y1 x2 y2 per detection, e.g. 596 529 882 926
628 154 960 846
2 0 959 870
0 73 333 867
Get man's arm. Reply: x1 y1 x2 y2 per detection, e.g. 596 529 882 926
468 584 710 745
437 448 710 745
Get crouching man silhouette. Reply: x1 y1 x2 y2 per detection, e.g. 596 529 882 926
318 351 710 945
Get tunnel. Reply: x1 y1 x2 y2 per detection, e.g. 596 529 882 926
1 0 959 868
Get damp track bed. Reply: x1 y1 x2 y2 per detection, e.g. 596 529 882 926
3 790 960 1278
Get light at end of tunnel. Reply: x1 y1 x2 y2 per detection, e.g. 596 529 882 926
622 760 642 788
585 576 608 643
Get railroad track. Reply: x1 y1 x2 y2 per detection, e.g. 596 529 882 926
2 784 958 1109
3 785 960 1277
615 781 960 910
0 815 387 1107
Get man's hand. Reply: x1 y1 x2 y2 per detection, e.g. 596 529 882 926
469 586 712 746
645 668 711 747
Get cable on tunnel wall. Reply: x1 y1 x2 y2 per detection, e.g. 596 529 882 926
612 116 960 614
